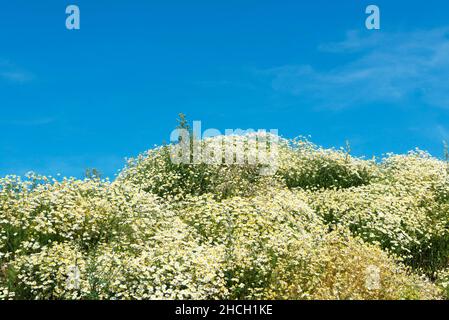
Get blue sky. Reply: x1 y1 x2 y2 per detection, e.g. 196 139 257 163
1 0 449 178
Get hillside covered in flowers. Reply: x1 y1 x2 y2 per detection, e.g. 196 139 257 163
1 135 449 300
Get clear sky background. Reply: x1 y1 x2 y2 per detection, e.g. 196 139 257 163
1 0 449 178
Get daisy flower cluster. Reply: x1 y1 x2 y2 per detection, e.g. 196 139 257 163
0 134 448 300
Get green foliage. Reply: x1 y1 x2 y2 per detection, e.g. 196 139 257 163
276 138 378 190
118 139 271 200
85 168 102 180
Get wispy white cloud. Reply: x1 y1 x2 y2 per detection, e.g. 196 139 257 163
264 27 449 109
0 59 34 84
0 116 56 127
0 71 34 83
9 117 56 126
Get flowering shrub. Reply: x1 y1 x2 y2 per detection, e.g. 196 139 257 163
307 151 449 273
277 138 379 189
118 133 280 200
0 134 448 300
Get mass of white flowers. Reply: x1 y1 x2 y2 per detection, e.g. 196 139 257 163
1 133 448 300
